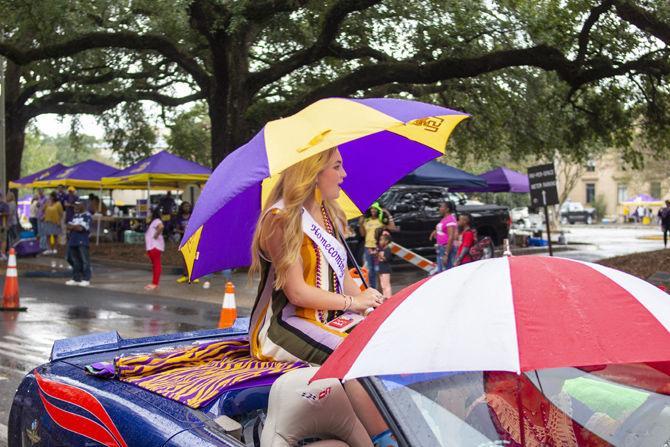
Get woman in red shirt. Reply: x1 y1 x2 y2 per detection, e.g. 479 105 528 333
455 213 475 266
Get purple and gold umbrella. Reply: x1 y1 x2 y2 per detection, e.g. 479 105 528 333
180 97 468 279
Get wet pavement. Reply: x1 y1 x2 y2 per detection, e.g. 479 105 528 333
0 279 225 443
0 225 665 444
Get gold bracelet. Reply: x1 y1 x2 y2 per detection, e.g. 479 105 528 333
342 294 352 312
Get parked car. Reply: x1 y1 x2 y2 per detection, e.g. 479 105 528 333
9 319 670 446
348 185 510 261
560 201 596 224
510 206 544 230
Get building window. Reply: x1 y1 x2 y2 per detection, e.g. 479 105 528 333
617 184 628 203
585 160 596 172
650 181 662 199
586 183 596 203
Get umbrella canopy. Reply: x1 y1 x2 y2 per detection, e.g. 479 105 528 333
33 160 118 189
313 256 670 382
8 163 68 188
180 97 469 279
101 150 211 190
623 194 665 207
458 167 530 193
398 160 487 190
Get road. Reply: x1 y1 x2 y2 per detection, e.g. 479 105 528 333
0 225 665 444
550 225 663 262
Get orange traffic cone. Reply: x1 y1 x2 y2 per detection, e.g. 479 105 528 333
1 248 27 311
349 267 369 292
218 282 237 328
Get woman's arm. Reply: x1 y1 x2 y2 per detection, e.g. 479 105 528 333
262 214 378 314
154 223 164 239
446 225 456 252
343 269 364 297
357 216 366 237
383 210 397 231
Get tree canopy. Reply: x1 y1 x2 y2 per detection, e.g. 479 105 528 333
1 0 669 181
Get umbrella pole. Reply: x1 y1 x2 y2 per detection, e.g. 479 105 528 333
516 375 527 446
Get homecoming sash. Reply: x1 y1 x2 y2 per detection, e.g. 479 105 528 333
270 201 347 288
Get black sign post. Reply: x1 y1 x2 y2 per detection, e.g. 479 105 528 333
528 163 559 256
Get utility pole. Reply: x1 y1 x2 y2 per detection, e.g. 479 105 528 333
0 56 5 196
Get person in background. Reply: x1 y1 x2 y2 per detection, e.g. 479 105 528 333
659 200 670 248
55 184 67 206
87 193 107 215
173 201 192 243
454 213 475 267
43 192 64 255
0 193 9 260
65 201 92 287
377 230 393 298
429 201 458 272
29 193 40 234
175 201 199 284
5 191 20 248
63 186 79 223
144 207 164 291
358 202 396 290
36 188 48 250
159 191 176 238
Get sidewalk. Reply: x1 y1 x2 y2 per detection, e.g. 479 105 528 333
13 253 260 312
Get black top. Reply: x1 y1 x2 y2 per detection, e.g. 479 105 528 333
377 246 392 274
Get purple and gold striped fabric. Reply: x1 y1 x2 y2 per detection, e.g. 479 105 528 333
115 339 306 408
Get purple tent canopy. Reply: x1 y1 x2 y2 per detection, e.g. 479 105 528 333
8 163 68 188
458 167 530 193
625 193 661 203
101 150 210 189
32 159 119 189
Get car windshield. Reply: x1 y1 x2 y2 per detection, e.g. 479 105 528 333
373 363 670 447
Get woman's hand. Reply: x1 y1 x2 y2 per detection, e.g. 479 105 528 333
350 288 383 314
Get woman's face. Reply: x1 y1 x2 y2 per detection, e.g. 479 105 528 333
183 203 192 213
316 149 346 201
369 208 379 218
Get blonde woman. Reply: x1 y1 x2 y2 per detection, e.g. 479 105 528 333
250 147 381 364
250 147 395 446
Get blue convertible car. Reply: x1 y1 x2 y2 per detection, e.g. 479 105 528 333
9 317 670 446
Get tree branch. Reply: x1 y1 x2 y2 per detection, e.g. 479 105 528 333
613 0 670 45
24 90 204 119
0 32 211 90
286 45 670 112
241 0 310 22
576 0 614 66
246 0 382 93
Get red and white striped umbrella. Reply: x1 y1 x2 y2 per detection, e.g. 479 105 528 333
313 256 670 382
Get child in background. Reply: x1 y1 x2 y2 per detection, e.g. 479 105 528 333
377 230 393 298
145 207 164 290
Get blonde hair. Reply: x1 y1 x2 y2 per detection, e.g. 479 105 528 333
250 147 346 290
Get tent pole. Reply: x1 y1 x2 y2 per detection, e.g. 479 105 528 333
95 186 102 245
147 178 152 216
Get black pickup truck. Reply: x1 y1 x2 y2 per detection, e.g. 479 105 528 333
348 184 511 261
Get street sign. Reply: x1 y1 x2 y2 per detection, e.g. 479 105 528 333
528 163 559 207
527 163 558 256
